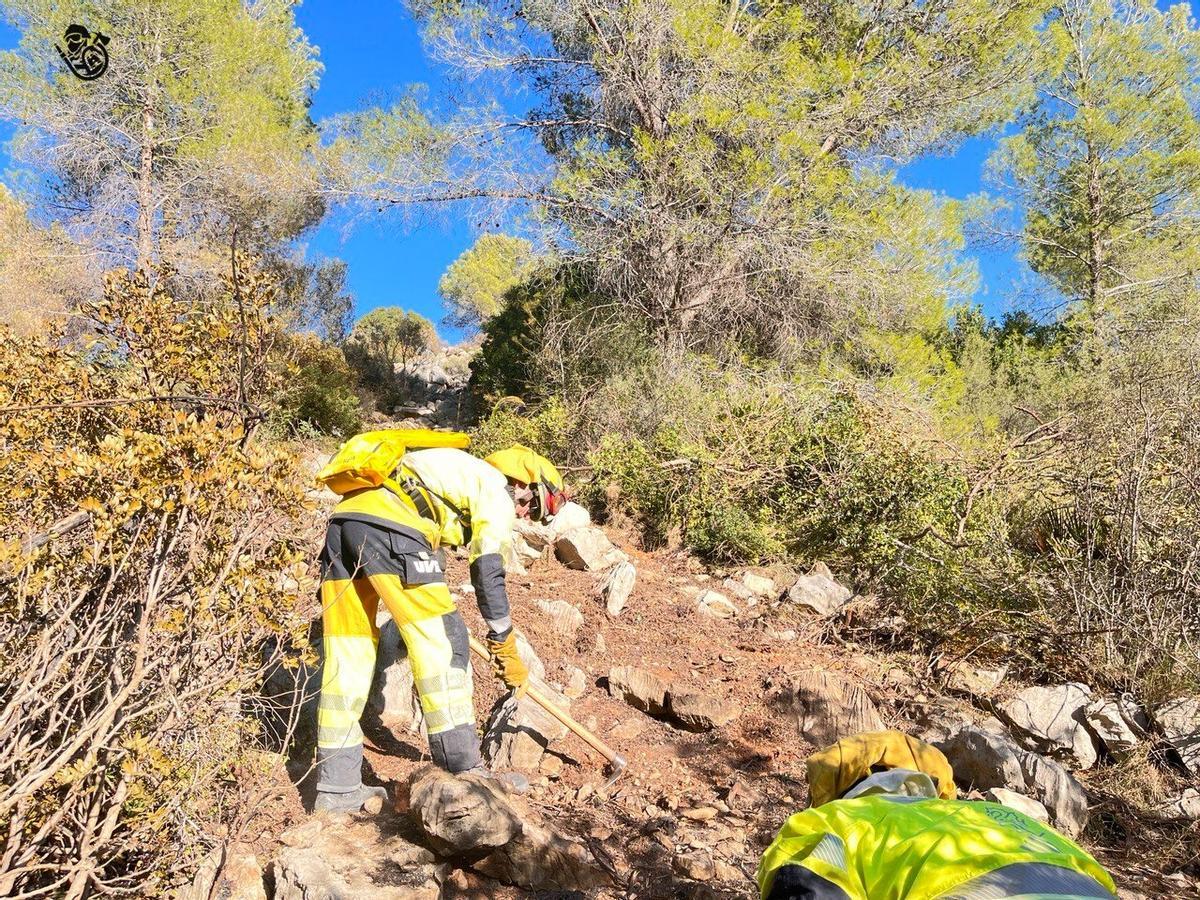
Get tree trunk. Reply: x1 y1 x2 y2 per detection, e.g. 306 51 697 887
137 100 154 269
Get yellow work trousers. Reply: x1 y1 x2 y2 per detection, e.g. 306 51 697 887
315 518 481 793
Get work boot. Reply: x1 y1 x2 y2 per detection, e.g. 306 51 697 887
313 784 388 814
463 766 530 794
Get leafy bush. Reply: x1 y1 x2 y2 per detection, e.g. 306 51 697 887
0 266 316 896
470 396 575 464
271 331 363 437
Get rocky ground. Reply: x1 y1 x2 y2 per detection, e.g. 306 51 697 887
189 501 1200 899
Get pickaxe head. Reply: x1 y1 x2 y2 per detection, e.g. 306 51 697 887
601 753 628 790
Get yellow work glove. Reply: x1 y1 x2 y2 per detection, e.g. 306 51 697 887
486 632 530 698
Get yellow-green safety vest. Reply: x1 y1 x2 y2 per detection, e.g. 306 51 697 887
757 795 1116 900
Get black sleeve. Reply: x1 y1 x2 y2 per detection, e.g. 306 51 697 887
470 552 512 641
767 865 852 900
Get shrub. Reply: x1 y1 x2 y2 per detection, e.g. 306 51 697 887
470 396 575 464
271 332 363 437
0 265 316 896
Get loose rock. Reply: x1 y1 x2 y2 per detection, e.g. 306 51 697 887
668 690 740 731
935 658 1007 698
740 571 778 599
1000 683 1098 770
785 567 852 616
270 816 438 900
603 561 637 618
548 501 592 536
1154 696 1200 775
482 677 570 772
533 598 585 638
1084 695 1147 755
183 845 266 900
409 767 609 892
984 788 1050 824
787 670 885 747
555 527 628 571
608 665 670 716
697 590 738 620
514 520 555 553
1152 788 1200 822
564 666 589 699
673 850 716 881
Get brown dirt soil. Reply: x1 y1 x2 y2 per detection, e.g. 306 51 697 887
250 519 1198 899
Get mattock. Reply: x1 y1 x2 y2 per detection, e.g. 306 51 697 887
469 635 628 789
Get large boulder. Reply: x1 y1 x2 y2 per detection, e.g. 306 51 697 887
785 567 852 616
603 561 637 618
787 670 885 748
409 768 609 892
1154 696 1200 775
608 665 670 717
270 816 439 900
932 725 1089 837
554 527 627 571
999 683 1099 770
1084 695 1148 755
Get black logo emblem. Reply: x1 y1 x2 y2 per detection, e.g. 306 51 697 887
56 24 110 81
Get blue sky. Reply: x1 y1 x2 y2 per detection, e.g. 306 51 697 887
0 5 1084 335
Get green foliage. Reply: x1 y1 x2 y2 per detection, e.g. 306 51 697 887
270 332 363 438
469 397 574 464
346 306 438 408
351 306 438 370
987 0 1200 322
439 233 538 330
470 263 647 404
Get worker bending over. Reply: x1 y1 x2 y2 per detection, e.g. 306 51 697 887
313 431 565 813
758 730 1116 899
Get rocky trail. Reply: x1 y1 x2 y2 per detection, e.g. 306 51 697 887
191 501 1200 899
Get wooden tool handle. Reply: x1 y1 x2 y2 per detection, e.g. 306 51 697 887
469 635 622 767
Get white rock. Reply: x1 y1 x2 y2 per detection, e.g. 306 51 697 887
1153 788 1200 821
984 788 1050 824
936 658 1007 698
1154 696 1200 775
932 725 1089 837
548 501 591 536
785 568 851 616
1085 695 1147 754
515 520 555 552
740 571 777 599
1000 683 1099 770
564 667 589 699
697 590 738 619
604 561 637 618
534 598 585 637
554 527 627 571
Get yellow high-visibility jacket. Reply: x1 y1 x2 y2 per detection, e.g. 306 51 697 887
757 794 1116 899
329 447 516 638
